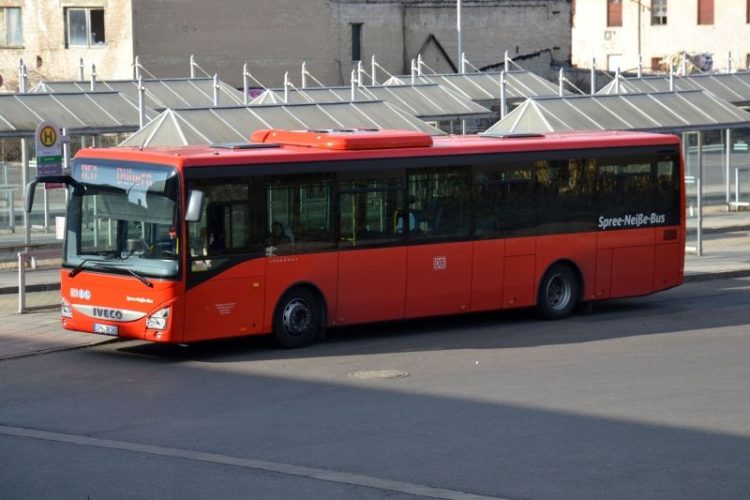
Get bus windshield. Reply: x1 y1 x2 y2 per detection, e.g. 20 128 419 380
66 159 181 278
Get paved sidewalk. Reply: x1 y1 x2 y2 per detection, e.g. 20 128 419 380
1 209 750 361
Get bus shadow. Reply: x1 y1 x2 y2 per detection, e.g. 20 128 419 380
114 276 750 363
11 339 750 499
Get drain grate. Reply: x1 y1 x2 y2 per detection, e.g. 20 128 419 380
348 369 410 380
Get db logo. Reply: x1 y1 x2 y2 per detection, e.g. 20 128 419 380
70 288 92 300
433 256 447 270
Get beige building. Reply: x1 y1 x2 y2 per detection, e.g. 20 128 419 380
572 0 750 74
1 0 571 92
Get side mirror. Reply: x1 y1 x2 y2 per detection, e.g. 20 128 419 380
26 175 82 213
185 189 204 222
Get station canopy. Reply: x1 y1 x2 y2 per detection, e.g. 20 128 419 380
248 83 494 121
30 78 245 109
597 72 750 107
0 91 158 138
483 90 750 136
118 100 443 148
385 70 568 103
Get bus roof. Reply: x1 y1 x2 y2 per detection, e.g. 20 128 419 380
74 129 681 169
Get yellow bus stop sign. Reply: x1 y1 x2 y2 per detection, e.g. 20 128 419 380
35 120 62 158
39 125 58 148
34 120 63 187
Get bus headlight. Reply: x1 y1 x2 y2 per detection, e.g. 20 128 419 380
61 298 73 318
146 307 170 330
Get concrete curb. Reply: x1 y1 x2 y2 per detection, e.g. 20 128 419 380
0 283 60 295
683 269 750 282
0 338 120 362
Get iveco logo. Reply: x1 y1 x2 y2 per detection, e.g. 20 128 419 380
72 305 146 322
93 308 124 320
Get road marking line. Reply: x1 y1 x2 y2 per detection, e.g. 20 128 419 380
0 424 508 500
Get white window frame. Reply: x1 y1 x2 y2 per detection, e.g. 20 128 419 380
651 0 667 25
65 7 105 48
0 7 23 47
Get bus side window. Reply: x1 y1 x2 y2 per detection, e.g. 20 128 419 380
267 174 336 254
339 177 404 248
407 167 470 241
187 180 256 260
206 203 226 251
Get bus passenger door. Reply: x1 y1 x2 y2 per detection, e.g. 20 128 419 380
183 182 267 342
337 248 407 325
184 267 266 341
503 237 536 308
404 167 473 318
471 239 505 311
336 175 407 325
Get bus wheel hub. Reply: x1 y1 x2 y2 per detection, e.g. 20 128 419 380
282 299 311 337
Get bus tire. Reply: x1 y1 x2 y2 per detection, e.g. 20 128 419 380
537 263 578 320
273 287 321 349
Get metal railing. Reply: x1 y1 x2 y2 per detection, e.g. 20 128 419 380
730 167 750 210
685 175 703 256
0 185 17 232
16 247 61 314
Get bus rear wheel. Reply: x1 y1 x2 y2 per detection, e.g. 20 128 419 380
273 288 321 348
537 263 578 320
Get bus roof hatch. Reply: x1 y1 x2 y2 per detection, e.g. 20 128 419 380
250 128 433 150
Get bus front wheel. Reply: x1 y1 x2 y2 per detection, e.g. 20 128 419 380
537 263 578 320
273 288 321 348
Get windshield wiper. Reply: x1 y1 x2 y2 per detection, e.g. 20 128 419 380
68 253 119 278
69 259 96 278
68 259 153 288
125 268 154 288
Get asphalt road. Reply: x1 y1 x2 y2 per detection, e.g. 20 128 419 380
2 277 750 500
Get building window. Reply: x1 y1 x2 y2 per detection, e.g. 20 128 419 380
697 0 713 25
607 0 622 27
651 0 667 25
0 7 23 47
65 7 105 47
351 23 363 61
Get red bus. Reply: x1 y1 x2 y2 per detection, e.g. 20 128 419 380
26 128 685 348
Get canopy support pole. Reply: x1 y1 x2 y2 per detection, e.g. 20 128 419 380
138 77 146 129
500 70 506 119
19 59 27 93
726 128 732 204
614 67 621 94
243 64 249 106
21 138 30 246
697 131 704 256
213 74 220 107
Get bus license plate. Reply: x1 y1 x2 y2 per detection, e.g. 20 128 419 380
93 323 118 336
